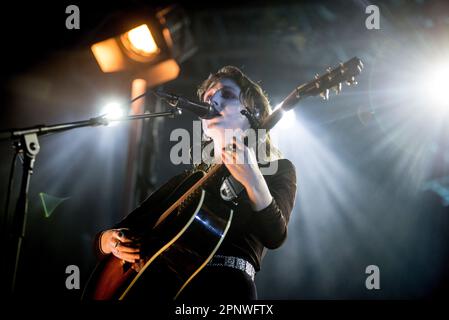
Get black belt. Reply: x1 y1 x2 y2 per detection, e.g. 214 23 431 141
206 255 256 281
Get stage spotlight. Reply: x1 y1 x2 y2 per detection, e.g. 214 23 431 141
121 24 159 60
424 62 449 112
90 5 196 87
91 24 160 73
279 109 296 129
91 23 164 74
273 103 296 129
100 102 126 123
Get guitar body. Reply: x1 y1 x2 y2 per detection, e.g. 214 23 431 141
82 171 233 300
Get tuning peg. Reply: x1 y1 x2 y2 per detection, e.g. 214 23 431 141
315 73 320 79
340 62 345 74
333 83 342 94
326 67 332 81
320 89 329 100
346 76 357 86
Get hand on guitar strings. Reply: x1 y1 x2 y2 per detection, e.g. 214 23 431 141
221 136 273 211
99 228 143 264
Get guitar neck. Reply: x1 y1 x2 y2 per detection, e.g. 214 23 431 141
260 84 307 131
260 56 363 131
153 162 224 228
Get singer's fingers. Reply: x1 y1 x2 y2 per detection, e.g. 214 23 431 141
232 136 246 151
223 140 243 153
113 229 133 243
131 259 146 272
113 250 141 263
116 243 141 253
226 149 246 165
221 149 235 165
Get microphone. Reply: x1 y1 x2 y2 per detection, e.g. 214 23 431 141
153 90 220 119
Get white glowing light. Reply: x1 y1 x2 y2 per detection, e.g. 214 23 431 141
100 102 125 122
278 108 296 129
125 24 158 55
424 62 449 111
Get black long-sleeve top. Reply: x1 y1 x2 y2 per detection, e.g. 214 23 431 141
95 158 297 272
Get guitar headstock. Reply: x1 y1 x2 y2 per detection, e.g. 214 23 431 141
261 57 363 130
300 57 363 100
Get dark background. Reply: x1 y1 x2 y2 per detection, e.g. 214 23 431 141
1 0 448 301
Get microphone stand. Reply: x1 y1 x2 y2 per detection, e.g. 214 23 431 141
0 107 182 295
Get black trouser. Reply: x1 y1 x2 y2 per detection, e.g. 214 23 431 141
177 266 257 302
